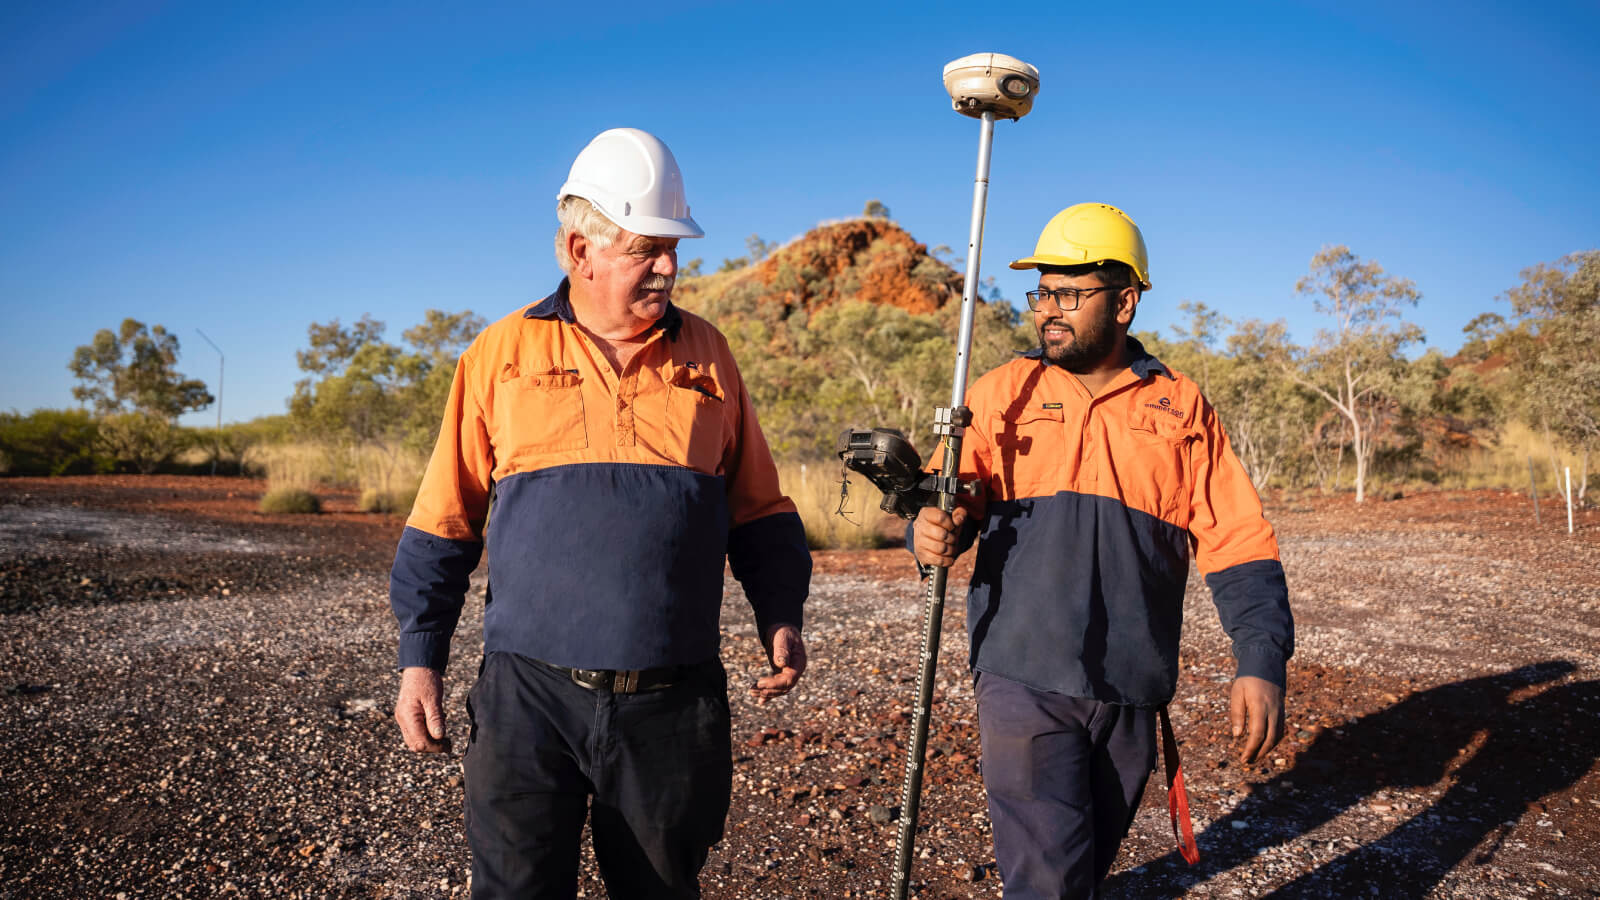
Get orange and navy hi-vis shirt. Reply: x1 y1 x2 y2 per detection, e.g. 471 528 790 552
952 338 1292 707
389 280 811 672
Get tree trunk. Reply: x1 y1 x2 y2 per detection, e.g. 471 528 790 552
1544 424 1563 491
1352 416 1366 503
1580 448 1591 509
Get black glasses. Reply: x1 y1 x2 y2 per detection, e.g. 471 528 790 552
1024 285 1117 312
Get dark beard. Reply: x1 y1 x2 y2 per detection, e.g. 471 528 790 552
1038 302 1120 371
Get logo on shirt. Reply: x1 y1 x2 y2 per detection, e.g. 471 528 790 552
1042 402 1062 410
1144 397 1185 418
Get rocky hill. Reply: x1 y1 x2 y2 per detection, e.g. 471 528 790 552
667 217 1034 460
675 217 965 317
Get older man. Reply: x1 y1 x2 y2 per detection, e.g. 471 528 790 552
390 128 811 899
913 203 1293 898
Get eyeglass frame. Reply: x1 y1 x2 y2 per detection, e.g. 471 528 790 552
1024 284 1122 312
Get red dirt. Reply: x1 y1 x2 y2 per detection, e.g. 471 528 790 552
2 477 1598 898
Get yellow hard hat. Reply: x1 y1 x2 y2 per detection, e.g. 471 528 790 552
1010 202 1151 290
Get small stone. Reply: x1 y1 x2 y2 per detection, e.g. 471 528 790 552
867 804 893 824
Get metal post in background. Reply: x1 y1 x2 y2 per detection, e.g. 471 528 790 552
1528 456 1541 525
196 329 224 476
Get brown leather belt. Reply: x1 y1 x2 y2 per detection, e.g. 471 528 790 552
540 660 685 694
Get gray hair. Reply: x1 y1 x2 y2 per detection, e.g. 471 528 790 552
553 195 621 273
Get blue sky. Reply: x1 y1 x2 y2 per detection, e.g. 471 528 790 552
3 0 1596 426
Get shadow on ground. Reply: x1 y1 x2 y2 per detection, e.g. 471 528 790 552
1106 660 1600 898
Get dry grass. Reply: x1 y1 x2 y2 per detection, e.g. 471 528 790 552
258 486 321 514
1434 422 1591 502
247 442 427 499
358 487 418 516
778 459 900 550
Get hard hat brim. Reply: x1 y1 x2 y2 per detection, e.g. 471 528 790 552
559 187 705 240
1008 254 1152 290
1008 254 1073 271
618 213 704 239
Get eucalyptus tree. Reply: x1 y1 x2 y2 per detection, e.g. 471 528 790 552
1289 246 1423 503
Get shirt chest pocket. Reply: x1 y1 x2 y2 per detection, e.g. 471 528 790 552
1122 420 1202 522
992 404 1064 497
664 365 727 474
493 365 588 455
996 404 1064 456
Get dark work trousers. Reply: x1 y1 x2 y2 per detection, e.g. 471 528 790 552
463 651 733 900
975 671 1157 900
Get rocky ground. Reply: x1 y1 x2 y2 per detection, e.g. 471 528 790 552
1 475 1598 899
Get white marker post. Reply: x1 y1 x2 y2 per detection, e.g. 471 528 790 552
1566 466 1574 534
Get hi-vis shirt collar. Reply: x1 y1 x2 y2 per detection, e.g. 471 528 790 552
523 278 685 341
1020 336 1172 380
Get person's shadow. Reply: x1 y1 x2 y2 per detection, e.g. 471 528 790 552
1102 660 1599 898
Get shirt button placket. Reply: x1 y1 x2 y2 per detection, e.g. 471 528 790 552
1080 405 1097 485
616 375 636 447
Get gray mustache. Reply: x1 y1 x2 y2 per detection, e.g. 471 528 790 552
640 274 674 291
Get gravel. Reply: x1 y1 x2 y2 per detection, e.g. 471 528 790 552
1 477 1598 899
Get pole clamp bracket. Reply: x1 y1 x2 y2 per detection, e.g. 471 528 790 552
932 406 972 438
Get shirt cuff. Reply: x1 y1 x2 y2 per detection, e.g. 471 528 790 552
1233 643 1287 690
397 632 451 672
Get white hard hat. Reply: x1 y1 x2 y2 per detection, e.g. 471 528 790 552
558 128 704 239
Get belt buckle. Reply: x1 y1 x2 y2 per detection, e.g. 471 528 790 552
562 665 664 694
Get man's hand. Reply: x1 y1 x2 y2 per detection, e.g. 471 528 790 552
1229 675 1285 764
912 506 969 569
395 666 451 753
753 623 806 704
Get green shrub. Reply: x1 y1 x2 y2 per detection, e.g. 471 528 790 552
259 487 321 514
357 487 417 515
0 409 113 475
96 411 187 474
188 416 295 475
